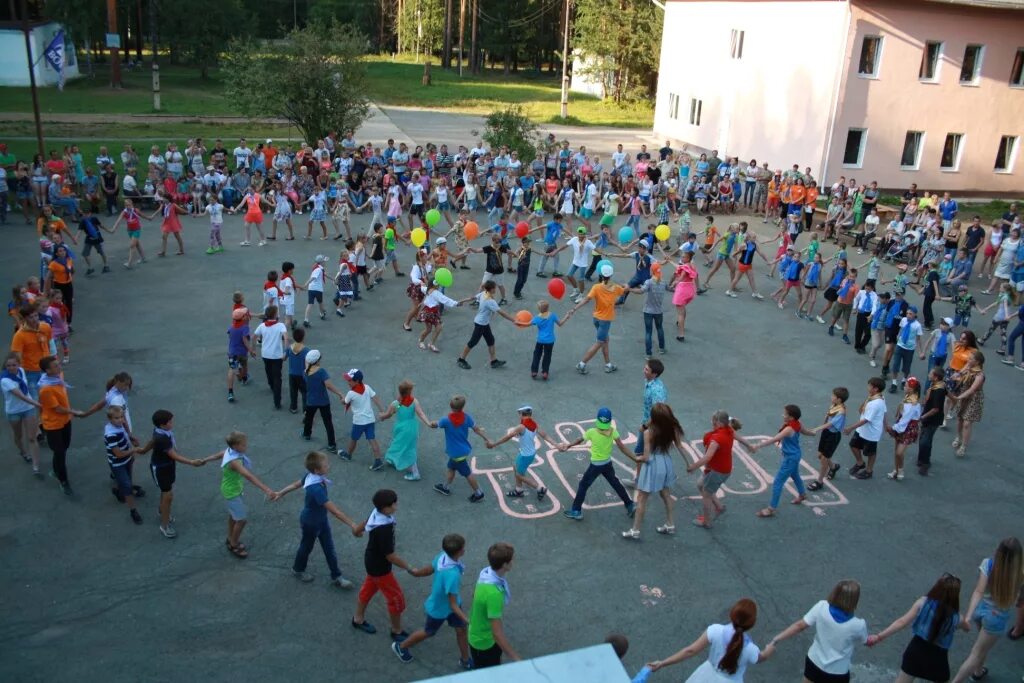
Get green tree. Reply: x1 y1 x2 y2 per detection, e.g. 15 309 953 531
397 0 444 58
572 0 662 102
43 0 106 67
161 0 248 78
221 19 371 144
482 105 538 162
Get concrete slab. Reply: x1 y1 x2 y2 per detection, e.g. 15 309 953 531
0 201 1021 682
418 644 629 682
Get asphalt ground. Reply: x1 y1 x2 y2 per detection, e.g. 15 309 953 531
1 203 1021 683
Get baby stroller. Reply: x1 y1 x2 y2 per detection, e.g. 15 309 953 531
885 229 919 264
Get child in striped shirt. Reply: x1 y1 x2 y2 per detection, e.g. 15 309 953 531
104 405 143 524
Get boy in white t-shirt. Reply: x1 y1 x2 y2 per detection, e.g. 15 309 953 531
843 377 887 480
252 305 289 410
279 261 301 330
338 369 387 470
302 255 328 327
204 194 224 254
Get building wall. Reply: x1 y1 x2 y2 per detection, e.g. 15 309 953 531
653 1 848 177
827 0 1024 193
0 23 80 88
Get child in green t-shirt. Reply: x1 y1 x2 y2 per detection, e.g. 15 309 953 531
467 542 520 669
560 407 637 521
220 430 279 559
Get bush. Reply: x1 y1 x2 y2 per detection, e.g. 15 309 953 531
482 105 539 162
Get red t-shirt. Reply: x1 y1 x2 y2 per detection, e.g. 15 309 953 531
702 426 734 474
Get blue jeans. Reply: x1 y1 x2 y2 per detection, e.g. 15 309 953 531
927 354 947 374
770 455 805 509
537 245 560 274
643 312 665 355
292 521 341 580
1008 320 1024 362
571 462 632 512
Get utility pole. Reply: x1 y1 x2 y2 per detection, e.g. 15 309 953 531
18 0 44 161
560 0 571 119
470 0 478 74
106 0 122 87
457 0 466 76
442 0 452 69
150 0 160 111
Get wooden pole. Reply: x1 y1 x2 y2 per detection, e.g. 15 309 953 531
106 0 122 87
470 0 478 74
443 0 452 68
560 0 570 119
18 0 45 161
457 0 465 76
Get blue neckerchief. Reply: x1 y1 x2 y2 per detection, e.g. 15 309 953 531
885 300 903 328
935 331 949 357
837 278 853 298
860 291 874 313
2 367 29 396
829 605 853 623
829 266 846 289
901 319 913 345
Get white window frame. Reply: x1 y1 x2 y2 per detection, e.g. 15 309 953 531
919 41 942 83
842 128 868 168
668 93 679 120
857 35 883 79
994 135 1019 174
689 98 702 126
940 133 965 172
959 44 984 86
730 29 745 60
900 131 925 171
1010 48 1024 87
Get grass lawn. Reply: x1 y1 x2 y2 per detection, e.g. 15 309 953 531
0 60 654 128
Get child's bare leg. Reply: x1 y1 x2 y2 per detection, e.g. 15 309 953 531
174 233 184 253
455 627 470 660
465 474 480 492
629 491 649 531
160 491 173 527
659 488 674 527
388 611 403 635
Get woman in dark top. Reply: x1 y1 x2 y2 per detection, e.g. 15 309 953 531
915 367 947 475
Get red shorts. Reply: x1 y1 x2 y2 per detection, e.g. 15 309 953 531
358 572 406 615
738 263 752 273
767 197 780 210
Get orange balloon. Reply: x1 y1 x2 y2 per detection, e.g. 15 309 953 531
515 310 533 325
652 262 662 278
464 221 480 240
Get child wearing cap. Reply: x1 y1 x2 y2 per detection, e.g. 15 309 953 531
226 307 254 403
885 378 921 481
750 404 813 517
390 533 473 667
920 317 955 373
944 283 980 329
430 395 488 502
565 266 627 375
301 350 345 453
333 258 354 314
558 407 637 521
338 369 386 470
274 450 361 589
486 406 557 499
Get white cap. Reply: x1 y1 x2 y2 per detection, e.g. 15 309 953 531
435 237 447 245
517 405 532 413
266 138 273 144
305 349 321 366
600 264 614 278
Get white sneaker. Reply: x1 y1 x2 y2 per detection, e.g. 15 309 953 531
869 359 877 367
815 316 825 324
258 240 267 247
239 241 251 246
752 292 764 299
725 290 737 298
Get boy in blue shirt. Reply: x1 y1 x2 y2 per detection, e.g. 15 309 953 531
534 212 565 277
391 533 472 667
431 395 488 502
525 300 566 380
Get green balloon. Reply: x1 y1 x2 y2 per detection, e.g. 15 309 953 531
425 208 441 226
435 267 453 288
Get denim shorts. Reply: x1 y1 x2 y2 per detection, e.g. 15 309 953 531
424 612 467 635
351 422 376 441
593 318 611 342
110 460 135 498
446 457 472 477
972 599 1011 634
6 408 35 422
700 469 730 494
568 264 587 280
225 494 248 521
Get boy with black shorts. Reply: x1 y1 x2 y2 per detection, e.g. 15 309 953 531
76 205 114 275
391 533 472 668
806 387 849 491
456 281 516 370
843 378 886 480
467 542 521 668
140 409 214 538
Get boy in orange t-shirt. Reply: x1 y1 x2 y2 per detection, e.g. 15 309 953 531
564 266 626 375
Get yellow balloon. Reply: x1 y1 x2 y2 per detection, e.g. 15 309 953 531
655 224 671 242
411 227 426 247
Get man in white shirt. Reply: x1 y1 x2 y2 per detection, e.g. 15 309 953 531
203 167 226 195
338 369 386 469
233 138 252 170
252 304 288 410
851 281 878 354
565 227 596 302
611 144 627 175
843 376 887 479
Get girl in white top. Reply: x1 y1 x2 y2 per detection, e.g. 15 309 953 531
559 180 576 216
403 251 433 331
2 353 42 473
770 580 868 683
303 256 328 324
648 599 775 682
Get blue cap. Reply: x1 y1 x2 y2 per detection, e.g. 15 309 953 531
907 305 918 314
344 368 363 382
596 407 612 425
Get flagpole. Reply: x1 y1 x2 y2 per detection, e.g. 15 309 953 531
19 0 45 160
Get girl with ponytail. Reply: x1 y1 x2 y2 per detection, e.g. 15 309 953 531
648 598 775 680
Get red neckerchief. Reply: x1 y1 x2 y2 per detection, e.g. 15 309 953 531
521 417 538 431
782 419 802 434
447 410 466 427
264 280 281 296
398 395 414 407
349 382 366 395
263 318 278 327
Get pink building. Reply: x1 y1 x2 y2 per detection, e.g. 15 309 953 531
654 0 1024 194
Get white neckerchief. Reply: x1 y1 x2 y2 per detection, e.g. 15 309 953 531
220 446 253 471
365 508 395 532
437 552 464 573
478 566 511 605
303 472 332 489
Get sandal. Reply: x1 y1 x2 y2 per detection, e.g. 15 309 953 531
227 542 249 559
621 528 640 540
657 524 677 534
970 666 988 681
807 480 823 491
791 494 806 505
756 508 776 518
1008 628 1023 641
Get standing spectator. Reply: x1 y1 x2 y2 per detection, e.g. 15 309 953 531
233 138 253 170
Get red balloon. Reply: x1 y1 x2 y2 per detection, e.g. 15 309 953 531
547 277 566 300
515 221 529 238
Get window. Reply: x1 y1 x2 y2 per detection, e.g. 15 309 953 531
730 29 745 59
900 131 924 169
689 98 703 126
668 93 680 120
959 44 983 84
995 135 1018 172
1010 48 1024 86
843 128 867 167
919 41 942 81
858 36 882 77
940 133 964 171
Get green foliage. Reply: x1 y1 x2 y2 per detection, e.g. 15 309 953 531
395 0 444 56
572 0 663 103
43 0 106 50
161 0 248 78
220 19 371 144
482 105 539 161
